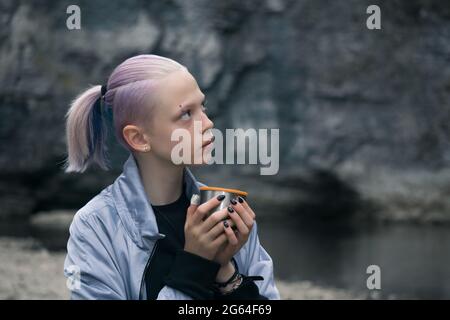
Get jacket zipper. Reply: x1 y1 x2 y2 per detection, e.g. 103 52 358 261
139 239 159 300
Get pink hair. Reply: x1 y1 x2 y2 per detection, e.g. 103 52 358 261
64 54 186 173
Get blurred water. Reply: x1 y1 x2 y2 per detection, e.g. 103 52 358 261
258 219 450 299
2 216 450 299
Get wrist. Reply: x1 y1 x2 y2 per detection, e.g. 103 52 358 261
163 250 221 300
219 273 243 295
215 261 235 283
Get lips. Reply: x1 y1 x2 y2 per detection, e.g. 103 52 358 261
202 136 215 148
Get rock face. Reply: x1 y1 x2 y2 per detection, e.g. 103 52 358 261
0 0 449 222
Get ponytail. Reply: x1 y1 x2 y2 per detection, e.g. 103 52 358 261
64 85 110 173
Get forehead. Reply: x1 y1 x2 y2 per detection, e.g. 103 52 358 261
158 69 203 106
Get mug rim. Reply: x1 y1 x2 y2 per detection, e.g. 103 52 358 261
199 186 248 197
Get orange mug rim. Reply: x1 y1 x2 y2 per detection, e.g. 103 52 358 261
199 186 248 197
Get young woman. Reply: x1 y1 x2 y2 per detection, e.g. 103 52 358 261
63 54 280 300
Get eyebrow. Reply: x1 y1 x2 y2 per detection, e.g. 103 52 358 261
176 95 206 116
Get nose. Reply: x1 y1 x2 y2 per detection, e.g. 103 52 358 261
202 113 214 134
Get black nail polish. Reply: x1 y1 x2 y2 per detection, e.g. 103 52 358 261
227 206 234 213
230 199 237 205
238 196 244 203
223 220 229 228
217 194 225 201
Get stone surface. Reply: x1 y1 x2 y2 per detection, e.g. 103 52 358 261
0 0 449 223
30 210 75 250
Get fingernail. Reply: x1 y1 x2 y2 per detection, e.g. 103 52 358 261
190 194 200 205
230 199 237 205
238 196 244 203
223 220 229 228
217 194 225 201
227 206 234 213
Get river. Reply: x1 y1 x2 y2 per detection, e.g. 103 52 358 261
258 218 450 299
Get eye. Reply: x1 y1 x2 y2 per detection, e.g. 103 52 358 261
201 99 208 113
180 110 192 121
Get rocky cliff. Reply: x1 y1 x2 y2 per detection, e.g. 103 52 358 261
0 0 449 223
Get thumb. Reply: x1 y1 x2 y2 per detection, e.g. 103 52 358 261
186 194 200 221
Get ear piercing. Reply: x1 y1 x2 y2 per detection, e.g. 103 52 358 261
143 145 150 152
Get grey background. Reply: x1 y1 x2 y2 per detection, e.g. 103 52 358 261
0 0 449 299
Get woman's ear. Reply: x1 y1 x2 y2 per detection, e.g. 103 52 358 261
122 125 151 153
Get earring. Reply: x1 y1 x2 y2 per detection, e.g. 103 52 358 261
143 145 150 152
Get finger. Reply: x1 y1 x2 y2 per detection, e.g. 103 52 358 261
207 218 236 240
201 207 228 232
195 194 227 222
230 199 254 228
226 206 249 236
187 194 202 224
207 221 224 240
223 220 239 245
237 196 256 219
211 232 227 248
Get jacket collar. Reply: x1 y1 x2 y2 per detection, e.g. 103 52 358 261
111 153 201 250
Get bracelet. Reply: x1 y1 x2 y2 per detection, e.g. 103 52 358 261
214 266 239 288
217 273 243 295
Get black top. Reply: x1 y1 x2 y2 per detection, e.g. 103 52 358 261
145 188 268 300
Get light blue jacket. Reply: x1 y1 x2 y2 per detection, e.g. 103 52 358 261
63 153 281 300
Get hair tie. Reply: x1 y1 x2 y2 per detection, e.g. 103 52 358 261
89 86 106 155
101 84 107 98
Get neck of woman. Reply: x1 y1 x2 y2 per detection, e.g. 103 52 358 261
135 153 185 206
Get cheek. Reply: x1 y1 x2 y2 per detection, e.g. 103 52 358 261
164 128 181 153
152 120 207 163
148 122 176 153
175 121 197 147
157 123 194 158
